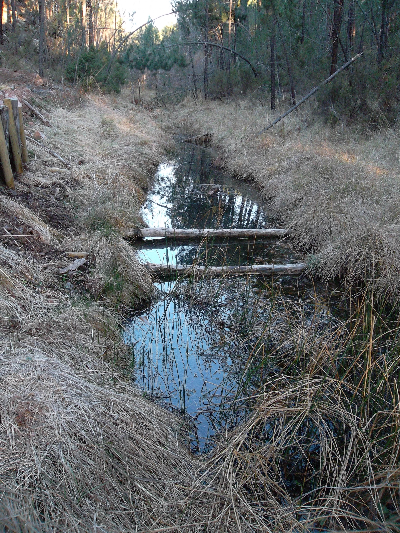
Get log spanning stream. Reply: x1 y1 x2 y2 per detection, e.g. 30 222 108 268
124 143 342 453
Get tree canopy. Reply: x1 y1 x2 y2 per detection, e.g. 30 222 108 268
0 0 399 122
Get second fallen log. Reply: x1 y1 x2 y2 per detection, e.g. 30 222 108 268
145 262 307 276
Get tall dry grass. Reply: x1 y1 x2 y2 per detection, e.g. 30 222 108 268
2 83 400 531
0 89 209 531
161 96 400 300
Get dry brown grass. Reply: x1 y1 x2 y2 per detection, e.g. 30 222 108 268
160 96 400 299
2 80 400 532
0 86 211 531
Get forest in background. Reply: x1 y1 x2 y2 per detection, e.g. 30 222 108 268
0 0 399 127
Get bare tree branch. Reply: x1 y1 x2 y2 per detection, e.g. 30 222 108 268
184 41 259 77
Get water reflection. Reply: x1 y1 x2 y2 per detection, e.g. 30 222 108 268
125 279 238 452
137 238 299 267
125 144 337 453
142 144 270 231
124 275 343 452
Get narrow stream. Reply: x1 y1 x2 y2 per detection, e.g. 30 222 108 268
124 143 343 453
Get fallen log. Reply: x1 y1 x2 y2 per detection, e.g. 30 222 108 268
258 53 362 134
26 135 70 168
145 262 306 277
130 227 288 240
21 99 51 127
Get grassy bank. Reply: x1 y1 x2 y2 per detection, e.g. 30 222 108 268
161 97 400 300
2 77 400 531
151 95 400 531
0 80 206 531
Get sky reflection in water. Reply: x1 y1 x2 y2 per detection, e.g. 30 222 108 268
125 144 308 452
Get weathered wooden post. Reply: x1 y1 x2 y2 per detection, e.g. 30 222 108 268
18 103 29 164
4 97 23 174
11 98 21 148
1 104 10 152
0 105 15 188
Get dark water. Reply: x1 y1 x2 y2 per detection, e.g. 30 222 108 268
124 143 342 452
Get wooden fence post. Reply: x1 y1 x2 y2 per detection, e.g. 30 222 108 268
1 105 10 152
18 104 29 164
0 106 15 188
4 97 23 174
11 98 21 148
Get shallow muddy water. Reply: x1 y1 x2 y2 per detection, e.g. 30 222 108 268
124 143 344 452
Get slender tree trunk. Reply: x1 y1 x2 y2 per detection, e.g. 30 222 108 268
113 0 117 52
38 0 45 77
94 2 98 46
87 0 94 47
330 0 344 75
278 20 296 105
228 0 233 45
10 0 15 31
228 0 233 69
377 0 388 64
357 18 366 54
218 24 224 70
189 46 198 99
347 0 355 53
81 0 86 47
270 21 276 110
346 0 356 85
300 0 306 44
0 0 3 45
203 0 209 99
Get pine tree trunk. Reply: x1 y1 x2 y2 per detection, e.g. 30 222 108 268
278 21 296 105
228 0 233 69
270 22 276 110
38 0 45 77
0 0 3 45
347 0 355 53
378 0 388 64
218 24 224 70
87 0 94 48
190 47 198 98
300 0 306 44
330 0 344 75
10 0 15 31
81 0 86 47
203 0 210 99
